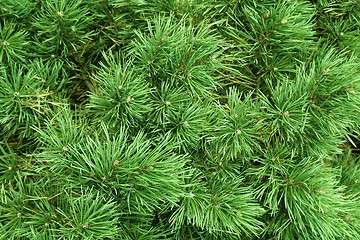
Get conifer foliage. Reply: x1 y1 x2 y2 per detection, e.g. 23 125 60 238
1 0 360 239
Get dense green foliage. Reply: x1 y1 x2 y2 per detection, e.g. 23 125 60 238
0 0 359 239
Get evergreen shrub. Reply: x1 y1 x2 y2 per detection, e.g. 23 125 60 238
0 0 359 239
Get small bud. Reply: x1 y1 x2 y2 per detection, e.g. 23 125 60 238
317 190 328 195
183 121 189 127
348 87 356 94
147 60 152 65
189 192 195 198
344 214 352 222
235 129 242 135
282 111 289 117
281 19 288 24
3 41 10 46
62 146 68 152
17 212 22 218
13 92 20 97
118 85 122 90
44 222 50 228
8 166 12 171
162 34 169 40
340 32 344 36
211 54 219 62
323 68 331 73
51 54 55 58
164 101 171 106
101 176 107 182
234 114 238 118
112 159 120 168
58 11 64 17
236 211 243 217
273 67 278 71
188 73 192 78
126 97 134 102
264 11 270 18
148 166 154 170
82 222 90 229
